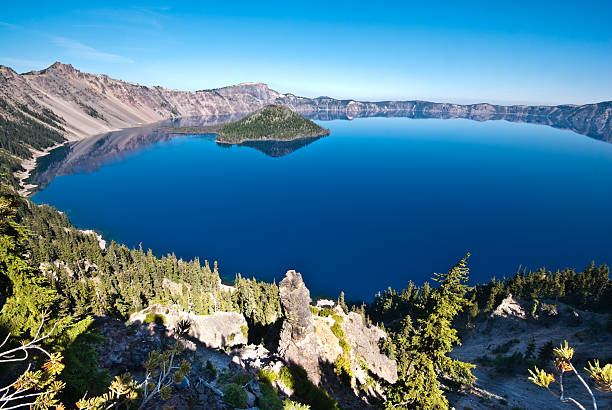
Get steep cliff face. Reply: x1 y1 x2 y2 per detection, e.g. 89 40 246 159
1 61 611 144
0 62 282 140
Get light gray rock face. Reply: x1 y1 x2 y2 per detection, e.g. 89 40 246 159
342 312 398 384
129 304 248 349
277 270 397 393
491 294 527 319
277 270 323 382
278 269 314 341
0 62 281 140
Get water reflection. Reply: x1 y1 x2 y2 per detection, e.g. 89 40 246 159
30 114 244 191
30 107 611 192
217 136 325 157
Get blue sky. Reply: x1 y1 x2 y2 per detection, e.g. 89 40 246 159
1 1 611 105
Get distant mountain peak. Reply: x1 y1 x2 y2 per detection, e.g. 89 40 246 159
0 64 18 76
42 61 79 75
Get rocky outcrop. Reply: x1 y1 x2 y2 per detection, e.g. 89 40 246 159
342 312 398 384
277 270 323 383
129 304 248 349
278 270 314 341
277 270 397 394
95 316 173 374
491 294 527 319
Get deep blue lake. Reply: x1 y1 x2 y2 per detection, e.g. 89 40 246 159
31 117 612 300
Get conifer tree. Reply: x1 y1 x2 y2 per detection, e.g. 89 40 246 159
385 254 476 409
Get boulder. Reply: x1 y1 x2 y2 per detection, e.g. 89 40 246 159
491 294 526 319
129 304 248 349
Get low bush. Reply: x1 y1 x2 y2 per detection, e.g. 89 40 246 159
204 360 216 381
222 383 247 408
283 399 310 409
143 313 166 325
258 381 283 410
281 366 339 410
334 354 353 384
492 338 519 354
279 366 294 391
257 368 279 384
318 308 333 317
330 322 343 340
233 373 251 386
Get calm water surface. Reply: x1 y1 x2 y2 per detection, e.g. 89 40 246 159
32 118 612 299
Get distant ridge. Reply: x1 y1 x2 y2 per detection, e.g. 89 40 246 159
0 61 611 144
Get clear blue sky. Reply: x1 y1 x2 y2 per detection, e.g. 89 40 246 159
1 1 611 105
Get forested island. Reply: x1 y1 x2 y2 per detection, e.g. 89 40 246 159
216 105 330 143
166 105 331 144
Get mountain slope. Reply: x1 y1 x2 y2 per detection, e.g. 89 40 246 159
0 62 282 140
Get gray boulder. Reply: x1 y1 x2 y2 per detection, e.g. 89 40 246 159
129 304 248 349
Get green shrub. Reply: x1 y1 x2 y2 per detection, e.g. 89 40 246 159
537 341 554 363
258 381 283 410
330 322 344 340
339 338 350 355
280 366 339 410
204 360 217 380
222 383 247 408
257 368 279 384
309 306 319 315
61 328 110 403
143 313 166 325
279 366 294 390
334 353 353 384
331 313 343 324
531 300 539 318
233 373 251 386
492 339 519 354
283 399 310 409
318 308 333 317
241 325 249 340
218 369 232 384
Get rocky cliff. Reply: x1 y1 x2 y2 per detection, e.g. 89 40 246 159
0 62 282 140
277 270 397 405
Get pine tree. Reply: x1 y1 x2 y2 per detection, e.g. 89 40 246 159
385 254 476 409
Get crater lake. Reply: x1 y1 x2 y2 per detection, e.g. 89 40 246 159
31 116 612 300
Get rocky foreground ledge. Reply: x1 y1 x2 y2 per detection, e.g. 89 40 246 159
94 270 396 409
